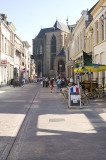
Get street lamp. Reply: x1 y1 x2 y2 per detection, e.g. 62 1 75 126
59 64 62 78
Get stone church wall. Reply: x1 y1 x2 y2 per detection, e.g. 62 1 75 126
45 31 65 76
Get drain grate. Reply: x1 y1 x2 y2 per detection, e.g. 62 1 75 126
49 118 65 122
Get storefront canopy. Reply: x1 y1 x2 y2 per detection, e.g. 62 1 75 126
74 64 106 73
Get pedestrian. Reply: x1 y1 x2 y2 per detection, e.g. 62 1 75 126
56 77 61 93
45 77 49 87
61 78 67 88
49 78 54 93
42 76 45 87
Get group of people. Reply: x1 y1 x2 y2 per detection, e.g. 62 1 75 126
42 76 68 93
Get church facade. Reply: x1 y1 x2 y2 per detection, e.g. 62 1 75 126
32 21 70 77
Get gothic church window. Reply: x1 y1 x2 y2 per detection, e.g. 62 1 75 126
50 35 56 69
40 45 43 54
51 35 56 53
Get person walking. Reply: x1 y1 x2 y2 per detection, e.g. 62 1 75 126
56 77 61 93
42 77 45 87
45 77 49 87
49 78 54 93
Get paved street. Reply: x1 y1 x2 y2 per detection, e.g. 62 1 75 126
0 83 106 160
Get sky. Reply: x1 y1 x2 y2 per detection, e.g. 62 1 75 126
0 0 99 52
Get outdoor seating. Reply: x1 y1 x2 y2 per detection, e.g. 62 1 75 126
81 80 98 91
80 84 105 100
60 83 105 105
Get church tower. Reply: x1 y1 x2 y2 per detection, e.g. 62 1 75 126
32 20 70 77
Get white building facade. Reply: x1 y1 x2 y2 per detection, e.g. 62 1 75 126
0 14 31 86
69 10 91 82
91 0 106 85
67 0 106 87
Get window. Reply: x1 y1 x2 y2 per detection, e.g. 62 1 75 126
40 45 43 54
5 38 6 53
2 35 4 52
100 15 104 41
95 21 99 44
77 37 79 51
11 46 14 57
83 29 85 49
91 35 93 52
80 33 82 50
51 35 56 53
8 40 10 56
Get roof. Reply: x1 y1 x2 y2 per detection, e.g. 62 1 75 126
57 47 65 56
23 41 31 47
88 1 99 14
36 20 70 38
53 20 70 33
37 27 54 38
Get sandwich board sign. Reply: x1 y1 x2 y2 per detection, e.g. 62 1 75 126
69 86 82 109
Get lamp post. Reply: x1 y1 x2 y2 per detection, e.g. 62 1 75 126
59 64 62 78
69 59 74 84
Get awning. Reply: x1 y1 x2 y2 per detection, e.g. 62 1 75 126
74 64 106 73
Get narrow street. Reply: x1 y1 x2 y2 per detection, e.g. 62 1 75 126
0 83 106 160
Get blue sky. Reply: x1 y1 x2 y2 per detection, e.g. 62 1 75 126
0 0 98 51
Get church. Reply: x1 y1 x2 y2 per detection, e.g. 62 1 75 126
32 20 71 78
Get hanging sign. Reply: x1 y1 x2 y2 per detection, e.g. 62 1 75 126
0 60 7 66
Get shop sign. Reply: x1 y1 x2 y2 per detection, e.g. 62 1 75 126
0 60 7 66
